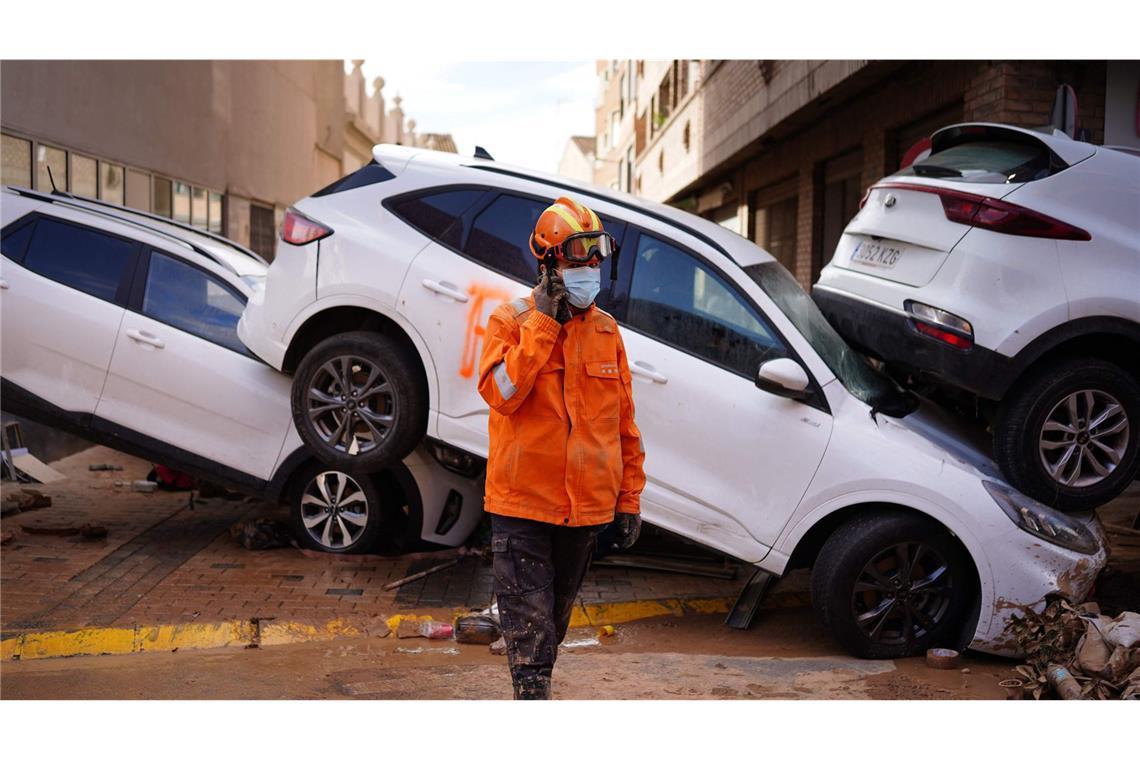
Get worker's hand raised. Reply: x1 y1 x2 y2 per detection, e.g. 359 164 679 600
533 270 568 323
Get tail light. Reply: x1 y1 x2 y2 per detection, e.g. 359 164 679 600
875 182 1091 241
906 300 974 350
281 207 333 246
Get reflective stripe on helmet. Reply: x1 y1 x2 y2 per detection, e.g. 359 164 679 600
545 203 585 234
493 361 516 400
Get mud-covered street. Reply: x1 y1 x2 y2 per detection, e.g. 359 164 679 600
1 608 1013 700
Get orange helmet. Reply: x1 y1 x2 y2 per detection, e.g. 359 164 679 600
529 196 616 263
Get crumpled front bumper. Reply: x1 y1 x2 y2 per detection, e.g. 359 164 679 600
969 514 1108 657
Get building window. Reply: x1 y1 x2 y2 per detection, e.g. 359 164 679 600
191 186 208 229
153 177 173 218
1 134 32 187
625 146 634 192
752 193 799 272
208 192 224 234
683 121 691 152
619 74 626 119
36 145 67 192
173 182 191 224
712 204 739 235
71 154 98 198
249 203 277 260
819 149 864 279
610 111 620 151
658 150 664 175
100 162 124 205
126 169 151 212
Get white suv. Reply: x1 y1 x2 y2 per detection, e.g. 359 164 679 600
0 187 485 554
815 122 1140 512
238 145 1107 659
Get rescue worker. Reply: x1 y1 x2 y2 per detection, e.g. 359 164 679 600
477 196 646 700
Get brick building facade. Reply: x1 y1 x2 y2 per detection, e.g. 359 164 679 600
595 59 1129 290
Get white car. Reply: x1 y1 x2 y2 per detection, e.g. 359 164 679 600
815 122 1140 512
237 145 1108 658
0 187 484 554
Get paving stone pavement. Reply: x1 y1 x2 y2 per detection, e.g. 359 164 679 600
2 446 753 636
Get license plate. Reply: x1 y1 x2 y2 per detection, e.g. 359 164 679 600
851 239 906 269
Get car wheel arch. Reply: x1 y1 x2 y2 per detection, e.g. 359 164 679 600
281 302 436 411
1000 317 1140 401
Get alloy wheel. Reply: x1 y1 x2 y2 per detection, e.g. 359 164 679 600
851 542 953 646
306 355 397 456
300 471 370 550
1039 389 1130 488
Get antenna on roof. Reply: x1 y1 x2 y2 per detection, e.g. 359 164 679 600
46 166 60 194
473 146 494 161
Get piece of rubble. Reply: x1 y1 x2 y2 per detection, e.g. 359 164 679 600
80 523 108 540
21 523 80 536
925 648 962 669
489 636 507 655
229 518 292 550
88 464 123 471
131 480 157 493
454 613 500 645
2 489 52 515
0 530 14 546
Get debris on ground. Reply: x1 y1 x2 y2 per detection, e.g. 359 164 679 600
1 488 53 517
454 613 500 645
489 636 507 655
87 464 123 471
79 523 108 540
131 480 157 493
229 518 294 550
1005 598 1139 699
0 530 13 546
1 422 66 485
925 648 961 669
396 619 453 640
598 625 616 638
382 558 460 591
147 465 194 491
21 523 80 536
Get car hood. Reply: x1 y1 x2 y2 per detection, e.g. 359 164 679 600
885 399 1003 481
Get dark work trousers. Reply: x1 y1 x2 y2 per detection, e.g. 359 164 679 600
491 513 601 699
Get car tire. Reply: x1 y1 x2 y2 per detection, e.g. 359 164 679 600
993 358 1138 512
286 461 386 553
290 331 427 473
810 511 976 660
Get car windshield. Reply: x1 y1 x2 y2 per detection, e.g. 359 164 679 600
896 139 1061 184
745 262 915 417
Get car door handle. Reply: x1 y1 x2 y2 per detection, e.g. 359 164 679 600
631 361 668 384
421 279 469 303
126 328 165 349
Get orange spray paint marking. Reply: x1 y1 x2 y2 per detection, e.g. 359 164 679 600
460 282 513 379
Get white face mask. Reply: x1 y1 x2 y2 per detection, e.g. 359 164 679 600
560 265 601 308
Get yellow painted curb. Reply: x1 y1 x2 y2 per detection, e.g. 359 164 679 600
1 593 796 662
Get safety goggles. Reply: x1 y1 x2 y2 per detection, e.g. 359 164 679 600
555 230 619 263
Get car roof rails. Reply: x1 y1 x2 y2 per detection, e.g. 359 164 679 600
7 186 247 275
36 189 268 265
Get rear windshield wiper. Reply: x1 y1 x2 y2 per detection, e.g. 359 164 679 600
911 164 963 178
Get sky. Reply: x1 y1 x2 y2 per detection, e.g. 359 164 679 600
351 60 596 174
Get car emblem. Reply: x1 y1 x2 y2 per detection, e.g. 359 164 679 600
883 194 897 208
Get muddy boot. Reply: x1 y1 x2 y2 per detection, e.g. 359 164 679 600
513 675 552 700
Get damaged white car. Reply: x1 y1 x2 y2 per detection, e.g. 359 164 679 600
236 145 1107 658
0 187 485 554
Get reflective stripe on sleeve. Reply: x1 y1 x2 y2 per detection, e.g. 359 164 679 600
493 362 517 400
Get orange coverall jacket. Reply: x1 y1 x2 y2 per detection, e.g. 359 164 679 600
477 294 646 527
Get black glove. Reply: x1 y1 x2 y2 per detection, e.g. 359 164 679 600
533 270 569 323
610 512 642 551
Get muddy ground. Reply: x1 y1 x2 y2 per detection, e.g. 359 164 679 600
1 608 1013 699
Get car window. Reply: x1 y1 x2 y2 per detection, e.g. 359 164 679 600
391 189 485 250
628 232 787 377
143 252 247 354
465 193 630 296
465 194 547 284
1 220 35 263
20 218 135 302
896 139 1063 184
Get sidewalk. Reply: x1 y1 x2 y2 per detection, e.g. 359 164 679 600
3 446 805 658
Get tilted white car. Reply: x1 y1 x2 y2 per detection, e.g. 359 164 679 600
237 145 1107 658
815 122 1140 512
0 187 484 554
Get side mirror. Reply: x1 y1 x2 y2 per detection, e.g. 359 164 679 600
756 358 811 400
